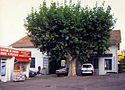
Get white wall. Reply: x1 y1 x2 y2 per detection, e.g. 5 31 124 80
98 45 118 75
6 57 15 81
99 57 112 75
109 45 118 73
0 57 14 82
25 63 30 78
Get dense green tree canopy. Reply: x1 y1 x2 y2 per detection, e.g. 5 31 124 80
25 1 115 62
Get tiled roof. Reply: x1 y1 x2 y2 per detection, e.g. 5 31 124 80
109 30 121 45
10 30 121 48
9 36 34 48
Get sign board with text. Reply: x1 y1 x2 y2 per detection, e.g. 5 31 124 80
0 47 31 58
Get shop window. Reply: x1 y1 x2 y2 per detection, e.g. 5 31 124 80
21 63 26 72
14 63 20 70
14 62 26 72
30 57 35 68
1 62 6 76
105 59 112 70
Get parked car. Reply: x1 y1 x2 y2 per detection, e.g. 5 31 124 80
29 70 37 77
56 67 69 77
81 63 94 76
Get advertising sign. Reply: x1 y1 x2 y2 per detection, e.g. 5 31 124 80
0 47 31 58
61 60 66 67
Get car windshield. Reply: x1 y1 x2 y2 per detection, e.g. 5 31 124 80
83 65 91 68
58 67 66 70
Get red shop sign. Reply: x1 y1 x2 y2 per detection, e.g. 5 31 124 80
0 47 31 58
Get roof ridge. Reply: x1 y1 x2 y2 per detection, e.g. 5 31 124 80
9 35 34 48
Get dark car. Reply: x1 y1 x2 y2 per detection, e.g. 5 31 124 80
56 67 69 77
29 70 37 77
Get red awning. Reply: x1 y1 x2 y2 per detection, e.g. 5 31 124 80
15 57 31 62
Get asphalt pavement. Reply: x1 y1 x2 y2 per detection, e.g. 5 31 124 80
0 73 125 90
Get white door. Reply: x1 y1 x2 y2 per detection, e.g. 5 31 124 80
43 57 49 74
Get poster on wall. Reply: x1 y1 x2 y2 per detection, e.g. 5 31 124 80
61 60 66 67
1 62 6 76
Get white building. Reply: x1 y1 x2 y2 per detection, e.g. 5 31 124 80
0 46 31 82
89 30 121 75
10 36 49 74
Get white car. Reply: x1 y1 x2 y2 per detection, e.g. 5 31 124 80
81 63 94 76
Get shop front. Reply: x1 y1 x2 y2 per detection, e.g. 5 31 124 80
0 47 31 82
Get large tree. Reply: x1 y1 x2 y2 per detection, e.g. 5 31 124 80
25 1 115 76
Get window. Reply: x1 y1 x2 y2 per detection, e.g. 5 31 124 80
14 63 20 70
1 62 6 76
105 59 112 70
21 63 26 72
83 65 91 68
30 57 35 68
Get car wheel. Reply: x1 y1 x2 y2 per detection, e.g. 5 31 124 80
91 71 93 75
57 74 60 77
81 73 83 76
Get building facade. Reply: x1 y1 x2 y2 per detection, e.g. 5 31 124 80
0 46 31 82
90 30 121 75
10 36 49 74
98 45 118 75
10 30 121 76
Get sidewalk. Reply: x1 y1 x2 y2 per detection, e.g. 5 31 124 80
0 74 57 84
1 73 125 84
27 74 57 80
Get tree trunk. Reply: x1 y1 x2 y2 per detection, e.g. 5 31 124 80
68 53 77 77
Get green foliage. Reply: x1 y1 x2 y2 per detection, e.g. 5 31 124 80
25 1 115 62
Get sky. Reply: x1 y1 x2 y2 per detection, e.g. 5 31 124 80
0 0 125 49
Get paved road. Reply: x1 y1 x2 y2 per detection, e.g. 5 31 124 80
0 73 125 90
